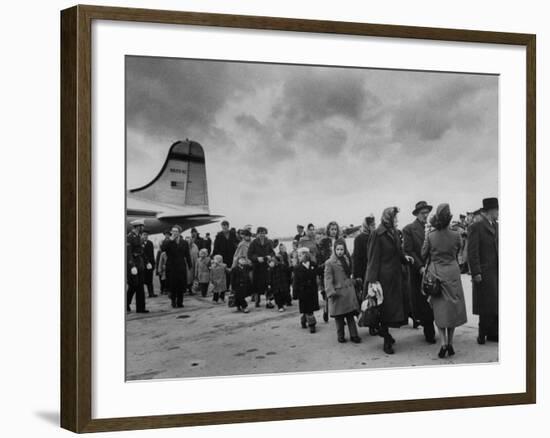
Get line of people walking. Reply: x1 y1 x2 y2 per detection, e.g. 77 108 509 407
126 197 499 358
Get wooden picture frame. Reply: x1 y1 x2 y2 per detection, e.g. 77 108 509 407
60 4 536 433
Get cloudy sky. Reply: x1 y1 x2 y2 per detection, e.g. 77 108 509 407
126 56 498 238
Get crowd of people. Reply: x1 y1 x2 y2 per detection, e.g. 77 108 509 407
126 197 499 358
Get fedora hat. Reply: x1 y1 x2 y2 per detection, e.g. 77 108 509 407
412 201 433 215
482 197 499 210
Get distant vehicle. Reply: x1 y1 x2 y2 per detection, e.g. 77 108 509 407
126 140 222 234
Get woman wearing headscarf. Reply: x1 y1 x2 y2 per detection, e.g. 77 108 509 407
324 239 361 343
366 207 414 354
422 203 467 358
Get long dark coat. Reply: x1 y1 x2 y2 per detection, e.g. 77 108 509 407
231 265 252 299
467 217 499 316
127 230 144 286
352 230 371 280
213 231 238 265
318 237 335 267
163 237 192 292
365 225 409 326
402 219 434 322
293 263 320 314
247 237 275 294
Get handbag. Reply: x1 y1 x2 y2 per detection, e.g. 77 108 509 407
421 252 441 297
357 296 380 328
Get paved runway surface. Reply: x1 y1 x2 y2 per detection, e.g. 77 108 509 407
126 275 498 381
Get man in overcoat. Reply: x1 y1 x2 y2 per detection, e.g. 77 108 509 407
126 219 149 313
403 201 436 343
141 230 157 298
213 220 238 288
163 225 192 308
467 197 499 344
247 226 275 307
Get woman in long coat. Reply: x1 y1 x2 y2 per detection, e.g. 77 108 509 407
422 203 467 358
366 207 413 354
324 239 361 343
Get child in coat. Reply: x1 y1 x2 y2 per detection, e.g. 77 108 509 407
195 248 211 297
268 255 292 312
324 239 361 343
292 248 320 333
156 250 168 295
210 254 229 303
230 256 251 313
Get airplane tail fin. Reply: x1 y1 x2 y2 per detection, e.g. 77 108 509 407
129 140 210 214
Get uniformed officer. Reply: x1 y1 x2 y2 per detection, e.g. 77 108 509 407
126 219 149 313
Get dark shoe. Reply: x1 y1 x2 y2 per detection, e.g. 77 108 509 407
369 327 379 336
351 336 362 344
309 326 316 333
383 339 394 354
447 345 455 356
487 335 499 342
338 337 347 343
301 321 307 329
389 334 396 345
477 335 486 345
177 304 184 308
266 302 275 309
136 309 150 313
425 336 437 344
323 310 329 322
413 319 420 329
438 346 448 358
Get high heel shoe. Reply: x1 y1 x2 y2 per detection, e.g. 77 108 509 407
447 345 455 356
438 345 448 358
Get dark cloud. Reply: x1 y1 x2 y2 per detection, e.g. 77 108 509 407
271 69 380 141
126 57 270 143
391 76 495 143
234 113 296 166
126 58 498 236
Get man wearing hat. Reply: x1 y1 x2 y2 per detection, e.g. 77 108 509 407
403 201 436 343
126 219 149 313
468 197 499 344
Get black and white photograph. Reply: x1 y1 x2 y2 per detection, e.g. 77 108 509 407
125 55 500 380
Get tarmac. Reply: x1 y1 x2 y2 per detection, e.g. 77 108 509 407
125 274 498 381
